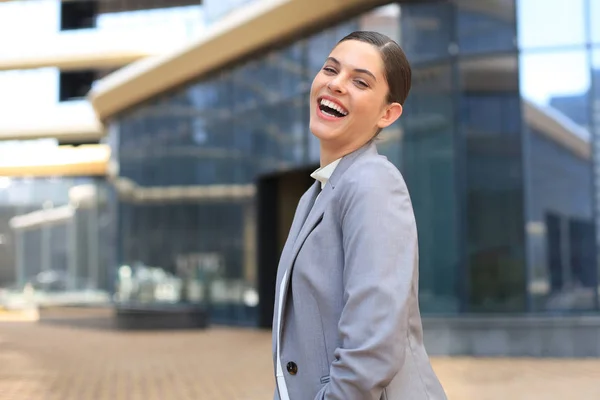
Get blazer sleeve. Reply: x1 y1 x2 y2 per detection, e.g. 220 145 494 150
315 161 417 400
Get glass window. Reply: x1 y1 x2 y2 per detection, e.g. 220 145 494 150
401 62 461 313
459 54 527 312
455 0 516 55
594 48 600 131
521 49 597 311
517 0 586 49
203 0 255 24
358 3 400 40
400 2 454 63
376 119 403 167
306 28 343 78
592 47 600 298
591 0 600 44
264 43 308 101
1 178 110 297
266 97 306 168
307 104 320 164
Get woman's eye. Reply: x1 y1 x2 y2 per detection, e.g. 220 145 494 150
355 80 368 88
323 67 336 74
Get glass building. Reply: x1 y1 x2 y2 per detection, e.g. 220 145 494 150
103 0 600 330
2 0 600 354
0 172 112 306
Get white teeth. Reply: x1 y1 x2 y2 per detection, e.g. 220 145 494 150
320 98 348 116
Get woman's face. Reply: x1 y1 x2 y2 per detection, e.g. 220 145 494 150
309 40 402 149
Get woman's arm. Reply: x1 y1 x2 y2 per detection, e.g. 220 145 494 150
316 160 417 400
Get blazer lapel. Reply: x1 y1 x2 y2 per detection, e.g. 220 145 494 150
289 182 332 263
290 181 320 245
278 141 377 331
290 141 376 260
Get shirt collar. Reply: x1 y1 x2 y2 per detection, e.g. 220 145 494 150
310 158 342 189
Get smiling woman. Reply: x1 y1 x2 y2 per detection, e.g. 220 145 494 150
272 31 447 400
309 32 410 167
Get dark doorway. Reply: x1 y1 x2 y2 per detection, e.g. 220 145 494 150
256 166 316 328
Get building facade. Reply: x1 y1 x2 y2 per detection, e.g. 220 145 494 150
0 0 204 307
102 0 600 336
2 0 600 355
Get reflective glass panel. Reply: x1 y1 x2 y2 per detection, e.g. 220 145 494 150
517 0 586 49
358 3 400 40
455 0 516 55
0 177 111 302
592 47 600 298
520 49 597 311
203 0 256 24
459 54 527 312
591 0 600 44
400 2 454 64
401 62 461 313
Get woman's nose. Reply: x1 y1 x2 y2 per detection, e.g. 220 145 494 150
327 78 345 94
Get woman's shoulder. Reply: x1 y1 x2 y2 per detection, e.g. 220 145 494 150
340 153 406 190
333 153 413 223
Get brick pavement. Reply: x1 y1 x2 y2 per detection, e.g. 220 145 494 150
1 309 600 400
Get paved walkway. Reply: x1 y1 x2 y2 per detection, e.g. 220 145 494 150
1 309 600 399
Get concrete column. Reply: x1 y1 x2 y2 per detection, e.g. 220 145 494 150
41 225 50 273
15 230 24 287
67 211 78 291
88 205 100 290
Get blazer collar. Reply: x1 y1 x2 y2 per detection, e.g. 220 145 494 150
288 140 378 270
296 140 377 243
327 140 377 189
296 140 377 244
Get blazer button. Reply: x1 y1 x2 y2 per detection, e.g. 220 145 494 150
286 361 298 375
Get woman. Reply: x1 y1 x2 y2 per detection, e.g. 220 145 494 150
272 31 447 400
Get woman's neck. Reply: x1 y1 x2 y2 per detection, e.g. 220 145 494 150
320 150 343 168
319 138 371 167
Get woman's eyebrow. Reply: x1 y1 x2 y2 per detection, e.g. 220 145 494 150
326 57 377 82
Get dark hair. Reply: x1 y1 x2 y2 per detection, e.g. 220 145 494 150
337 31 411 105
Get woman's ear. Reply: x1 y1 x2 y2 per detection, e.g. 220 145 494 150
377 102 403 129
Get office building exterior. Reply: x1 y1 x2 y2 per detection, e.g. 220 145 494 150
2 0 600 356
0 0 204 303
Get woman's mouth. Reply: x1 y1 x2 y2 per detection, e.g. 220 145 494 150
317 97 348 119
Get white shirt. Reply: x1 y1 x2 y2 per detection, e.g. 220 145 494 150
310 158 342 189
276 157 342 399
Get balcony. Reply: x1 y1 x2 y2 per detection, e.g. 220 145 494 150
0 2 204 71
0 100 103 143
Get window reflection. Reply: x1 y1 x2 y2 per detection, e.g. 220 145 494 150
517 0 586 49
520 51 590 117
521 49 597 311
358 4 400 41
459 55 526 312
203 0 256 24
592 48 600 296
400 2 454 63
455 0 516 55
401 62 460 313
0 178 112 307
306 27 348 79
591 0 600 44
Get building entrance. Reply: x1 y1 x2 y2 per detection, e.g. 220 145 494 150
256 166 316 328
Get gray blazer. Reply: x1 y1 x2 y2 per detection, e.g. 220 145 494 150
272 141 447 400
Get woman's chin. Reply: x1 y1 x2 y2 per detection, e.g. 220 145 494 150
309 123 341 142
